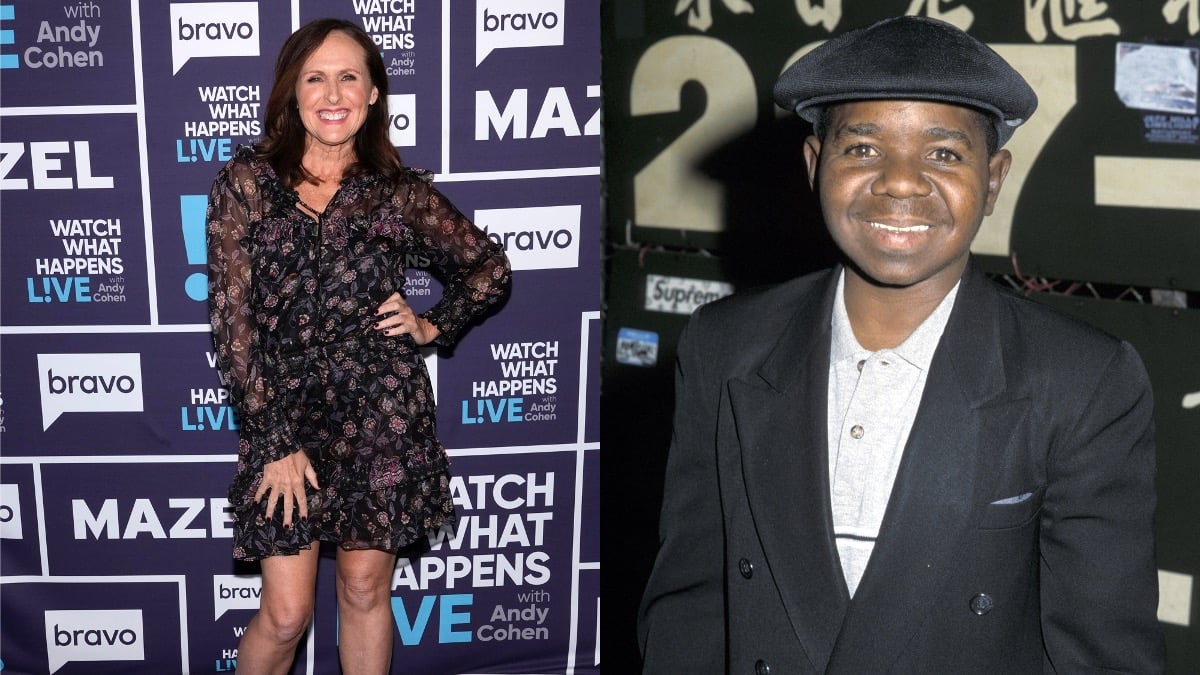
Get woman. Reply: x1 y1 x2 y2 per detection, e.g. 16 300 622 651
206 18 510 674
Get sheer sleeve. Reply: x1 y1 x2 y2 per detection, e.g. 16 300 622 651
399 173 512 345
206 158 297 464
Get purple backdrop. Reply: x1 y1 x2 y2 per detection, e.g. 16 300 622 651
0 1 600 673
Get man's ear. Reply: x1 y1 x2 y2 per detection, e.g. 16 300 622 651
802 135 822 190
983 148 1013 216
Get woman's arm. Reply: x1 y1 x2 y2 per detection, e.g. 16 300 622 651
206 160 301 468
398 175 512 346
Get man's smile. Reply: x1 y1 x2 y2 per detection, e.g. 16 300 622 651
868 221 932 233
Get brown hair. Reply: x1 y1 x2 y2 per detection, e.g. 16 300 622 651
256 18 402 186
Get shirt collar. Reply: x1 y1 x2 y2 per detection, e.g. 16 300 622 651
830 268 960 371
830 271 867 365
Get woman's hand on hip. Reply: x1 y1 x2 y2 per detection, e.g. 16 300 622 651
375 292 441 345
255 450 319 529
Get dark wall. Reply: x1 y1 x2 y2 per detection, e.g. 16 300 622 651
601 2 1200 672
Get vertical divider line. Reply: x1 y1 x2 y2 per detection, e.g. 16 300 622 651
441 0 452 175
567 310 599 674
178 576 191 674
34 461 49 577
130 0 159 325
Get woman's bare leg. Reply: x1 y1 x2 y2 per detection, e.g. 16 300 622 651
234 545 320 675
335 548 398 674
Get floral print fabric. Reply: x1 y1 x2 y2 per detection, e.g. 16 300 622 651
207 146 510 560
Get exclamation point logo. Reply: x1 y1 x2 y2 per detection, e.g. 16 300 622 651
180 195 208 301
0 5 17 69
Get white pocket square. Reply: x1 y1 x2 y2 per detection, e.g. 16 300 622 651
991 492 1033 505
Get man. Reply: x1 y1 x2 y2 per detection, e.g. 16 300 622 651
638 16 1163 674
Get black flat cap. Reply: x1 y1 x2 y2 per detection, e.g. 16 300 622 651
774 16 1037 147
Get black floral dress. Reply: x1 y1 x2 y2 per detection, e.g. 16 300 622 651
207 147 510 561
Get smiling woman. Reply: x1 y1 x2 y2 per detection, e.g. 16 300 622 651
205 17 510 675
294 31 378 158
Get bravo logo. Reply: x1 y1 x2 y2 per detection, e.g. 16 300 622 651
45 609 145 674
475 205 580 271
170 2 260 75
37 353 144 430
214 574 262 619
0 483 22 539
476 0 563 66
387 94 416 147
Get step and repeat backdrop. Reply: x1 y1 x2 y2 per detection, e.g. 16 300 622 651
0 1 600 673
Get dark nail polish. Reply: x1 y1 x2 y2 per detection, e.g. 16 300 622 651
283 523 291 530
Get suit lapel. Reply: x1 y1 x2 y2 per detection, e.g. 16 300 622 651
728 270 849 672
828 265 1025 672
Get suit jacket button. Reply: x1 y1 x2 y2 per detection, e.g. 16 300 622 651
754 659 771 675
739 558 754 579
970 593 994 615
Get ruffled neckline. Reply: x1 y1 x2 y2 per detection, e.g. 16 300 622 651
235 145 389 207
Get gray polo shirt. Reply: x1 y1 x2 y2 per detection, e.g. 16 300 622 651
826 270 959 597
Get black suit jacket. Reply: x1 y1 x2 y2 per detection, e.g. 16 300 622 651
639 263 1163 674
